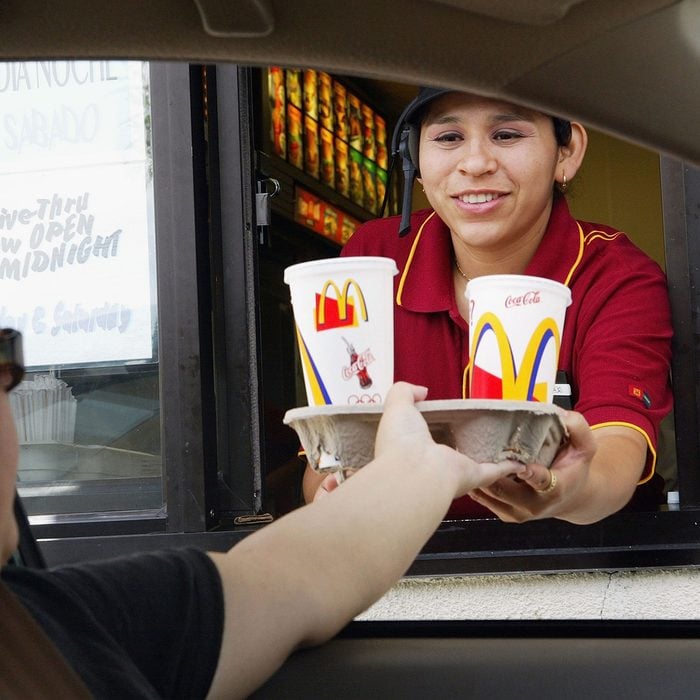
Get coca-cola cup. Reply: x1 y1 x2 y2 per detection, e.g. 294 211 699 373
466 275 571 403
284 256 398 406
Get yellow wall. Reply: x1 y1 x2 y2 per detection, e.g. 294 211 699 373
569 129 665 268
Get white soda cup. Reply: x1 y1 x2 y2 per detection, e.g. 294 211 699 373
284 256 398 406
466 275 571 403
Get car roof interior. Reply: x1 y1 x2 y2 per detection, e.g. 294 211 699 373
4 0 698 162
8 1 700 697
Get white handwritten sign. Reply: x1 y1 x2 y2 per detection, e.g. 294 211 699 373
0 61 155 367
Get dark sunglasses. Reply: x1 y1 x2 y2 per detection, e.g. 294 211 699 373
0 329 24 392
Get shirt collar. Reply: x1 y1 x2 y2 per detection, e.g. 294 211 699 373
524 197 585 285
395 210 455 312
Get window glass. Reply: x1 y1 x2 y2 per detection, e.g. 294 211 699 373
0 61 161 519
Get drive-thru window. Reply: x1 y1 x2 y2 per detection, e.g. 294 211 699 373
7 60 700 576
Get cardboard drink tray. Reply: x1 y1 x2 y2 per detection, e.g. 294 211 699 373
284 399 567 472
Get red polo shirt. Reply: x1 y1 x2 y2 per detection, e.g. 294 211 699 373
342 198 673 518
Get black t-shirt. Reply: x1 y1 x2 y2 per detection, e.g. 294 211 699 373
1 548 224 699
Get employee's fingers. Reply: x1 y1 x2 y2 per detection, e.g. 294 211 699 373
314 470 357 500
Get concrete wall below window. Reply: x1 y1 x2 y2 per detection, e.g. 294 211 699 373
357 568 700 620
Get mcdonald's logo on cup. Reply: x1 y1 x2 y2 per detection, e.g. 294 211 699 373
315 278 368 331
466 275 571 403
285 256 398 406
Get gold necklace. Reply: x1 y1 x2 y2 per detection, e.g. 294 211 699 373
454 257 471 282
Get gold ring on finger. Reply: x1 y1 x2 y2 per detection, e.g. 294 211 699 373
539 470 557 494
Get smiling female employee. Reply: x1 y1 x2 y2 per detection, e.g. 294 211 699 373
303 87 673 524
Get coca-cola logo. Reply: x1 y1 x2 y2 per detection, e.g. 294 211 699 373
505 290 541 308
342 349 375 380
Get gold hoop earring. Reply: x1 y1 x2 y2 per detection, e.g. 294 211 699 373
561 173 568 191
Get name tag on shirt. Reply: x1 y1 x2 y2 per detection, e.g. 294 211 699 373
553 371 572 409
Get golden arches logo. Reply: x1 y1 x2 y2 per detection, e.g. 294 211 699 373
316 278 368 330
470 312 560 401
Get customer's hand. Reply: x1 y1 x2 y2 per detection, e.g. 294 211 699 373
313 382 525 501
375 382 525 497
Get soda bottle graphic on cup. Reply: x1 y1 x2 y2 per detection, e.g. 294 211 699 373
342 336 373 389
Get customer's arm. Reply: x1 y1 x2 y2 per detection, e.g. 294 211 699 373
207 382 523 699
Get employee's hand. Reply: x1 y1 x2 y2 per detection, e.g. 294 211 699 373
310 469 357 500
468 409 646 524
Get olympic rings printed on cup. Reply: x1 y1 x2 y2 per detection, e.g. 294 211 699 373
348 393 382 404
